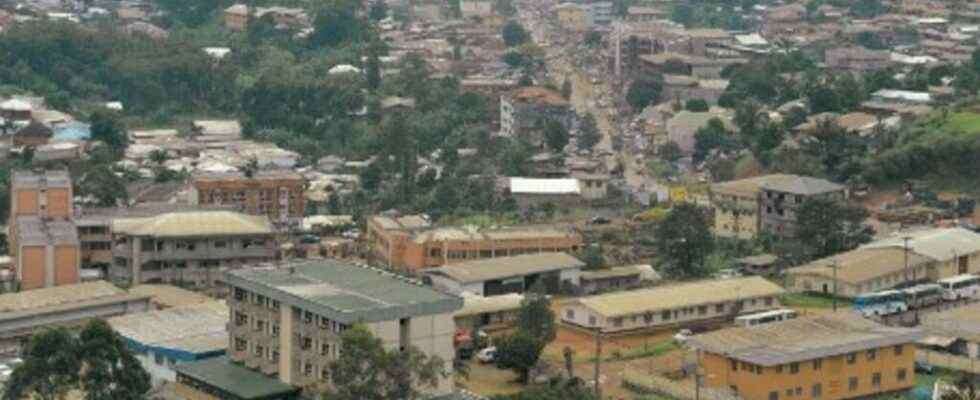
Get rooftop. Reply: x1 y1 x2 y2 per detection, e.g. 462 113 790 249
922 302 980 342
509 177 581 195
787 247 932 285
455 293 524 317
112 211 274 238
687 313 924 366
571 276 785 318
426 252 585 284
760 175 845 195
711 174 805 197
0 281 144 316
411 226 580 244
371 214 433 231
863 227 980 262
15 216 78 246
108 301 228 355
580 264 661 281
191 170 304 182
11 169 71 189
224 260 463 323
506 86 568 107
128 284 219 309
176 357 298 400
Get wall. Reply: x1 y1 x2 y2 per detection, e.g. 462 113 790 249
53 245 79 286
45 188 71 218
561 295 780 333
701 343 917 400
19 245 45 290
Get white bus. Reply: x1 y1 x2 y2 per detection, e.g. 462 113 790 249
901 284 943 309
735 309 799 327
853 290 908 317
938 274 980 301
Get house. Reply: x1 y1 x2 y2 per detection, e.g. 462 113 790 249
176 356 300 400
110 211 277 287
734 254 780 275
625 6 667 22
689 313 924 400
424 252 585 296
454 293 524 333
188 170 306 224
0 98 32 121
34 142 83 163
460 0 494 18
554 3 590 32
224 4 249 31
825 47 892 72
13 121 53 147
661 75 730 105
191 120 242 142
108 301 228 386
8 170 78 290
560 276 785 333
577 264 661 295
507 177 582 209
499 86 574 146
920 302 980 359
759 176 847 238
710 175 795 239
367 214 583 271
666 111 733 154
223 260 462 396
862 228 980 280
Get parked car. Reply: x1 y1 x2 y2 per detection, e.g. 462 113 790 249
476 346 497 364
589 216 611 225
673 329 693 344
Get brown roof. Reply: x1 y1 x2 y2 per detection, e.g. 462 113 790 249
15 121 53 138
507 86 568 106
786 247 932 285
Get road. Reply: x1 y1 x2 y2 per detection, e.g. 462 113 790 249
518 2 659 194
875 298 977 326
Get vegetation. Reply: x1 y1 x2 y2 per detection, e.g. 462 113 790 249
578 113 601 151
654 204 714 278
626 78 663 110
496 288 556 384
502 21 530 47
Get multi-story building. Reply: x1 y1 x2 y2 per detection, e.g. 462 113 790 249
8 170 79 290
110 211 277 287
710 174 792 239
188 171 306 225
499 86 574 145
760 176 846 238
689 313 924 400
367 214 583 271
223 260 462 397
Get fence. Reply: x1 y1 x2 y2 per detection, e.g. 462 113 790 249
622 369 740 400
917 349 980 374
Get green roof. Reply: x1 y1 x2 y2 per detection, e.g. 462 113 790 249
224 260 463 324
175 357 298 400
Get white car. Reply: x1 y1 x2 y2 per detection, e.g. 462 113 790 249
673 329 693 344
476 346 497 364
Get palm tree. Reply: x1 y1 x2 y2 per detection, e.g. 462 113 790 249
942 374 980 400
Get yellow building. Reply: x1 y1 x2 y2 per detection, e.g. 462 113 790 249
689 313 924 400
554 3 590 32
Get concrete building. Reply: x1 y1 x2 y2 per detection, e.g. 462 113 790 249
825 47 892 72
110 211 277 287
189 171 306 225
109 301 228 386
10 170 72 220
689 313 924 400
554 3 590 32
711 174 826 239
367 214 583 271
560 276 785 333
223 260 462 397
499 86 574 145
176 356 300 400
460 0 494 18
760 176 847 238
577 264 660 295
666 111 734 154
424 252 585 296
129 283 219 310
8 170 79 290
0 281 151 355
454 293 524 333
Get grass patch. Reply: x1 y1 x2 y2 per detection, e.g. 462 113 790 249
942 112 980 136
590 339 679 362
780 292 852 309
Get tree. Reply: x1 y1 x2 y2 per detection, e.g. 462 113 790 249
626 78 663 110
561 79 572 99
79 166 128 207
562 346 575 378
685 99 709 112
543 120 569 152
693 118 736 162
654 204 714 278
369 0 388 21
582 244 604 270
795 197 872 260
577 113 601 151
850 0 890 19
148 149 169 165
495 332 545 384
3 328 78 400
366 43 382 91
495 0 516 16
584 30 602 47
659 141 683 162
324 325 446 400
517 291 557 344
90 110 127 151
707 158 736 182
502 21 530 47
942 374 980 400
309 7 368 48
670 3 694 26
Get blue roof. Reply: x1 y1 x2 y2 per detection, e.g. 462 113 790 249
51 122 91 141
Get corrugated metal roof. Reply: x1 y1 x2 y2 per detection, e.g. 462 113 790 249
129 284 218 308
455 293 524 317
922 302 980 343
687 313 924 366
863 227 980 262
176 357 298 399
571 276 785 318
112 211 274 238
509 178 581 195
760 175 844 195
786 247 932 285
108 301 228 354
0 281 127 313
426 253 584 284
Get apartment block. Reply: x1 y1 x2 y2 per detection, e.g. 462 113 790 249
188 171 306 225
223 260 462 397
710 174 845 239
8 170 79 290
367 214 583 271
110 211 276 287
760 176 846 238
499 86 574 146
689 314 924 400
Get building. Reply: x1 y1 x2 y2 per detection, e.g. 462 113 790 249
506 177 607 209
224 4 249 30
460 0 494 18
188 171 306 224
554 3 590 32
8 170 79 290
191 120 243 142
689 313 925 400
920 302 980 359
109 301 228 386
110 211 277 287
454 293 523 333
625 6 667 21
585 1 613 26
499 86 574 145
760 175 846 238
12 121 52 147
176 356 300 400
367 214 583 271
223 260 463 396
424 252 585 296
862 228 980 280
560 276 785 333
666 111 733 154
710 174 843 239
0 281 151 355
661 75 729 106
825 47 892 72
577 264 660 295
129 284 220 310
734 254 780 275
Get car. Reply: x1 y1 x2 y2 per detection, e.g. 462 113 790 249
299 234 320 244
915 361 934 374
589 216 611 225
476 346 497 364
673 329 693 344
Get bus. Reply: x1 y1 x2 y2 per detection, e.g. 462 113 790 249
735 309 799 327
938 274 980 301
853 290 908 317
901 284 943 309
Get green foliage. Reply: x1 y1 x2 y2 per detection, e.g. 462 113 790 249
154 0 221 27
685 98 709 112
693 118 737 162
495 0 517 16
855 31 886 50
308 7 371 48
502 21 530 47
561 79 572 99
517 292 556 344
544 119 569 151
369 0 388 21
495 332 545 384
90 110 127 151
670 2 746 29
582 244 605 270
849 0 890 19
584 30 602 47
626 78 663 110
654 203 714 278
577 113 601 151
324 325 445 400
79 165 128 207
659 141 683 162
795 197 872 260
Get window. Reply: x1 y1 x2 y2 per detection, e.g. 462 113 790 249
301 336 312 350
867 349 877 361
644 313 653 323
764 297 773 306
795 388 802 396
698 306 707 315
272 350 279 363
566 310 575 319
731 360 738 371
214 240 227 249
613 318 623 328
588 316 597 325
897 368 907 382
769 392 778 400
662 310 671 320
320 343 330 356
849 377 858 391
716 304 725 313
872 373 882 387
255 345 264 357
155 353 164 365
785 389 793 397
789 362 799 374
846 353 857 364
256 319 266 332
776 365 783 373
894 345 904 355
812 384 822 398
235 337 247 352
272 300 280 310
813 359 822 370
321 366 330 380
304 363 313 376
304 311 313 323
272 324 280 337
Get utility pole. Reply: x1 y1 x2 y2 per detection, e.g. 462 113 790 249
832 259 839 312
594 327 603 399
903 236 911 283
695 369 701 400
